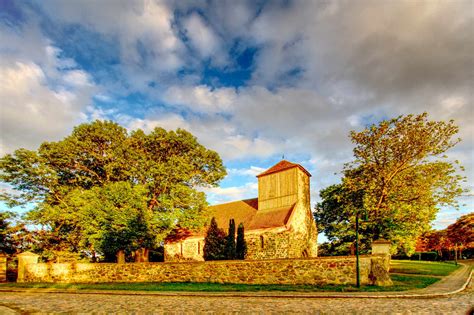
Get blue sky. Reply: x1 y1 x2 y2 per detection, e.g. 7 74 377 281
0 0 472 238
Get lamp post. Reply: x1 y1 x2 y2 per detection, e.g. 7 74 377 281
355 208 368 288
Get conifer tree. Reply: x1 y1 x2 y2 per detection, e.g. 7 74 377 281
224 219 236 259
203 217 226 260
236 222 247 259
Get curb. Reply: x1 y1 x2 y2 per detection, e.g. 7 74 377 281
0 265 471 300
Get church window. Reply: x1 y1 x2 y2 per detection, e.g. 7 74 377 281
198 241 201 254
260 235 264 249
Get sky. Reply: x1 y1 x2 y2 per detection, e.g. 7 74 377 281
0 0 472 236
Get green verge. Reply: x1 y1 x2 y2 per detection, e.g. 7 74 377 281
390 260 460 276
0 274 439 293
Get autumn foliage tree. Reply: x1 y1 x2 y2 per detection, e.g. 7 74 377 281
1 121 226 261
315 113 465 254
447 213 474 258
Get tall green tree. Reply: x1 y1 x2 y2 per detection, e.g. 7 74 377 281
315 113 465 254
236 222 247 259
314 184 369 255
0 211 18 254
203 217 227 261
1 120 226 260
224 219 236 259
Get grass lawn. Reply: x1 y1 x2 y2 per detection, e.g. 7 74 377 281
0 274 440 293
390 260 460 276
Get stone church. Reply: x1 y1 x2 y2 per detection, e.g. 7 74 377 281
164 160 318 261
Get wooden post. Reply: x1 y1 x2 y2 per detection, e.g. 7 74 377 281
17 252 40 282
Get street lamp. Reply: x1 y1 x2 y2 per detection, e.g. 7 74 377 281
355 208 369 288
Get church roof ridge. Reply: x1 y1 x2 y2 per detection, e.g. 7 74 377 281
256 160 311 178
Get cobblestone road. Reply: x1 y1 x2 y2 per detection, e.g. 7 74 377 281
0 286 472 315
1 270 473 314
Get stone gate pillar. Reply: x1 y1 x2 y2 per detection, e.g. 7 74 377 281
370 240 392 286
17 252 40 282
372 239 391 255
0 254 6 282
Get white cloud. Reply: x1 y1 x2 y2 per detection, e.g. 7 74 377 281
63 70 93 87
40 0 183 92
0 61 91 155
0 20 97 155
201 182 258 205
228 166 266 177
183 13 221 59
121 113 191 133
163 85 236 113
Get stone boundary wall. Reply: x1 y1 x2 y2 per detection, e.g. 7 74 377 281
19 255 391 286
0 254 6 282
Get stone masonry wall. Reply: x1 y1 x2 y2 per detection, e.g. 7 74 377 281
20 255 390 286
0 254 6 282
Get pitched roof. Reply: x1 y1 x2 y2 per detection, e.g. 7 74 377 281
165 199 296 243
256 160 311 178
248 204 295 230
210 198 258 230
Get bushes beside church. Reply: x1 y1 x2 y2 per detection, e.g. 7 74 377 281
203 217 246 261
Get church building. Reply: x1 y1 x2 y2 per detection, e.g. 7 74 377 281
164 160 318 261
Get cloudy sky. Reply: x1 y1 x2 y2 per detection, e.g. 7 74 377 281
0 0 472 234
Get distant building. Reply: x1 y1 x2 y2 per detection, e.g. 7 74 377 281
164 160 318 261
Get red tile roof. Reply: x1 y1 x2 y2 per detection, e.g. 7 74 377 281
256 160 311 178
165 199 296 243
210 198 258 230
248 204 295 230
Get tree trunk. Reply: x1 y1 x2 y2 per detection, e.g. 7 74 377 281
134 248 149 262
116 250 125 264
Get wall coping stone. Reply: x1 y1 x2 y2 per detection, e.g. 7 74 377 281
18 252 40 257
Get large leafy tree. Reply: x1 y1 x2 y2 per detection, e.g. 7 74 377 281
315 113 465 254
314 184 368 255
1 120 226 260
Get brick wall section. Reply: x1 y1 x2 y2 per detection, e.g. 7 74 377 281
20 255 390 286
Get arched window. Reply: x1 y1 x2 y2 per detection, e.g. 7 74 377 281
260 235 264 249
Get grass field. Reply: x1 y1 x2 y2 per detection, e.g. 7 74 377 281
390 260 459 276
0 274 441 293
0 276 438 292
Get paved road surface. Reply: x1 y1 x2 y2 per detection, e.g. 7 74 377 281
1 262 472 314
1 281 472 314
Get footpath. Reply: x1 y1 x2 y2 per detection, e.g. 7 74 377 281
0 262 472 299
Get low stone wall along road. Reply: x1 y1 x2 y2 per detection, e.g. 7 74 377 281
0 278 473 314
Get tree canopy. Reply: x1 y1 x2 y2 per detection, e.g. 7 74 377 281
1 120 226 260
447 213 473 250
315 113 465 254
